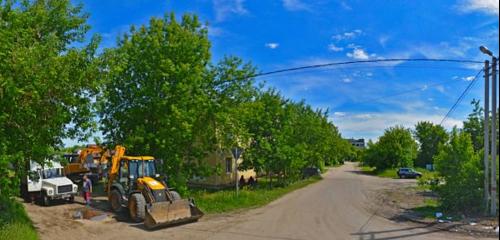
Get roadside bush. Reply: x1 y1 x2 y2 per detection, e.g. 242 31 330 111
433 129 483 214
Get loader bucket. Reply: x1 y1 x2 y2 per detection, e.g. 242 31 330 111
143 199 204 229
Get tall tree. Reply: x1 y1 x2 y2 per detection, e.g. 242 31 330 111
363 126 417 170
463 99 484 152
98 13 258 192
0 0 100 199
413 121 448 167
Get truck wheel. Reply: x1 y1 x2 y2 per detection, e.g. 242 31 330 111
110 189 123 213
129 193 146 222
42 192 51 206
68 195 75 203
170 191 181 201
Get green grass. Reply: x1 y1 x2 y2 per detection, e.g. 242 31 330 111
0 197 38 240
0 222 38 240
188 176 322 214
360 166 432 179
411 198 440 219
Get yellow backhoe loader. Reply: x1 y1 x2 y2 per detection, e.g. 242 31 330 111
63 144 110 183
106 145 203 229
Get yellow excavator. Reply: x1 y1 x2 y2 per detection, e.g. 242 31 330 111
63 144 110 183
105 145 203 229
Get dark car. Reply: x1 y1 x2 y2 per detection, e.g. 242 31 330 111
397 168 422 179
302 167 321 178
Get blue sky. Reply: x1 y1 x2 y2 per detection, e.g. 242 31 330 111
67 0 499 145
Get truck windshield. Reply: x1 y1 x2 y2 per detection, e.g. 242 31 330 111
128 160 156 178
42 168 63 179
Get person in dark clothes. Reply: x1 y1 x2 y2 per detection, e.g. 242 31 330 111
82 174 92 206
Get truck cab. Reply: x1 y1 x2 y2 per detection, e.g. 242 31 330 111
21 160 78 206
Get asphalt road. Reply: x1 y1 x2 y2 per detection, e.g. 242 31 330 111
26 162 491 240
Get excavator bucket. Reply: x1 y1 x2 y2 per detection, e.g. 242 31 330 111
143 199 204 229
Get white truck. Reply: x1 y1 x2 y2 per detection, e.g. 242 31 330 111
21 160 78 206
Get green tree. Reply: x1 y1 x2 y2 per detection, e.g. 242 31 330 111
463 99 484 152
413 121 448 167
433 129 483 213
0 0 100 198
98 13 258 192
363 126 417 170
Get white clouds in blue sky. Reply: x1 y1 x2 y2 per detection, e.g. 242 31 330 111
212 0 247 22
282 0 311 12
69 0 499 145
457 0 499 15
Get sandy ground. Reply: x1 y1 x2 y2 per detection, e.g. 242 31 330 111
24 162 495 240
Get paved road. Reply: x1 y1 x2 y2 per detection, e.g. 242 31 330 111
27 162 491 240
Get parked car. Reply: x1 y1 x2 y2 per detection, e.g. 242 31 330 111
397 168 422 179
302 167 321 178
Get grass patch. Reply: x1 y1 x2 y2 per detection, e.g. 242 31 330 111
411 198 440 219
360 166 432 179
188 176 322 214
411 198 462 221
0 197 38 240
0 222 38 240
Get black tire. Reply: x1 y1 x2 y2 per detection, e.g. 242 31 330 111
42 192 51 206
170 191 181 201
110 189 123 213
68 195 75 203
129 193 146 222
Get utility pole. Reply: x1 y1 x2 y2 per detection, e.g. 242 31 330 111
491 56 497 216
484 59 490 214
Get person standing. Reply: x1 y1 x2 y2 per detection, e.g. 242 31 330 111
82 174 92 206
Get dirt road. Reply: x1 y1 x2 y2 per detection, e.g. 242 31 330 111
25 162 493 240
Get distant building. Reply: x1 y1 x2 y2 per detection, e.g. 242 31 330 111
346 138 365 149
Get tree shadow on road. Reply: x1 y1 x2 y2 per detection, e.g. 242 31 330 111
351 223 462 240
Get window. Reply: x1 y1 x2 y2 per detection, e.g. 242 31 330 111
226 158 232 173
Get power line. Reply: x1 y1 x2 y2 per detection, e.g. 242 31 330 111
439 68 484 126
252 58 482 79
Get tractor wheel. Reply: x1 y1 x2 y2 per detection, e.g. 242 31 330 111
129 193 146 222
170 191 181 201
110 189 123 213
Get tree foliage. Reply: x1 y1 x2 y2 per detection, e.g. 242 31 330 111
0 0 99 199
433 129 483 213
413 121 448 167
363 126 417 170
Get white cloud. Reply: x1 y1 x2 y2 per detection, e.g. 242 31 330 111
265 42 280 49
462 76 475 81
331 112 463 140
213 0 248 22
378 35 390 47
332 30 363 41
334 112 346 117
342 78 352 83
328 43 343 52
346 48 370 60
421 85 428 91
436 85 446 93
340 1 352 10
458 0 499 15
282 0 310 11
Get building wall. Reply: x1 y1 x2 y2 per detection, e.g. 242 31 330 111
188 150 256 189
